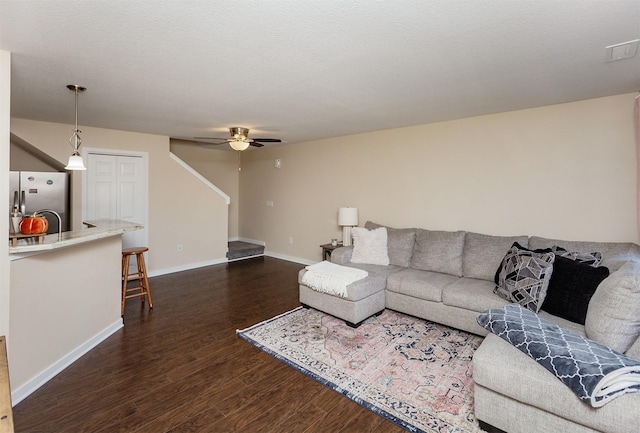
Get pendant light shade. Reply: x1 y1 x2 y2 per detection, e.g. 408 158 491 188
65 84 87 171
65 154 86 170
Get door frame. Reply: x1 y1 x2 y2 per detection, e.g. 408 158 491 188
81 147 149 255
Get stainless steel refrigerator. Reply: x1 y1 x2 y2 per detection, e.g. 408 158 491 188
9 171 69 234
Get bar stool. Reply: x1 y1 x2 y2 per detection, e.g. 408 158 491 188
121 247 153 316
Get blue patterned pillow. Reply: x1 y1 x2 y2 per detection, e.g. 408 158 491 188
494 244 555 312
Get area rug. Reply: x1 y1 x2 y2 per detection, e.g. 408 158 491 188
237 307 484 433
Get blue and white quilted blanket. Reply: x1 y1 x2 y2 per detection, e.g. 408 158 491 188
477 303 640 407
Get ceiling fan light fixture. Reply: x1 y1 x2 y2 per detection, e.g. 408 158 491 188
230 127 250 141
229 140 250 151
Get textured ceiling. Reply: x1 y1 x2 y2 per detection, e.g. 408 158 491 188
1 0 639 148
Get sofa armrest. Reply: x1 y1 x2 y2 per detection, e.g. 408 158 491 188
331 246 353 265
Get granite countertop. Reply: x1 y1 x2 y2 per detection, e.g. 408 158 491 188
9 219 143 255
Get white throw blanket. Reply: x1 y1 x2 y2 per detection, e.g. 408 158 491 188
301 261 368 298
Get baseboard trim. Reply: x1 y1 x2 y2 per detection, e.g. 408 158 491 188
265 250 315 266
11 319 124 406
147 258 228 278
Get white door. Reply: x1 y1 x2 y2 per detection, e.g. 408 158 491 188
85 152 148 261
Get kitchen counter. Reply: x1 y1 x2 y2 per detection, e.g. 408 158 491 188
9 219 142 256
8 219 139 404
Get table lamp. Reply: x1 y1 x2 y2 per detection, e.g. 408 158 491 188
338 207 359 246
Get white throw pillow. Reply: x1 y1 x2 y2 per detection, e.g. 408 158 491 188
350 227 389 266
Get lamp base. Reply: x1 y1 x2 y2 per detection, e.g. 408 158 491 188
343 226 352 246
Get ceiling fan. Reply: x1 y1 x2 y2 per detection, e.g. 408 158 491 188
195 127 282 151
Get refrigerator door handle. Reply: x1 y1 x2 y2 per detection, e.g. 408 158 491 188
20 190 26 215
13 191 18 210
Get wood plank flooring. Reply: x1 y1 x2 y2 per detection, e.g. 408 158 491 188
13 257 406 433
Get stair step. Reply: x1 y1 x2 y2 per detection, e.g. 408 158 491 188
227 241 265 261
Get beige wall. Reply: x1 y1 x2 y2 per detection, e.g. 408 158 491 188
241 93 639 262
9 119 229 274
9 236 122 399
170 139 239 238
1 50 10 338
9 143 59 172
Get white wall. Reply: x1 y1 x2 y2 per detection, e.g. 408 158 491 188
240 93 639 262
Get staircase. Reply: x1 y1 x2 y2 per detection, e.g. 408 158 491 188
227 241 265 261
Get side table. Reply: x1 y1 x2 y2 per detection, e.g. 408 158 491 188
320 243 342 261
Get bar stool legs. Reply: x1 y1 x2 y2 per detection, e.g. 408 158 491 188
122 247 153 316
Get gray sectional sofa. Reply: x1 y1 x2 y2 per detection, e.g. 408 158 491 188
298 221 640 433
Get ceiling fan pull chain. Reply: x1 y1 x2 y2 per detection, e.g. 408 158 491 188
238 150 242 171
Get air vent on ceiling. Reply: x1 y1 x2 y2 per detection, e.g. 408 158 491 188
605 39 639 62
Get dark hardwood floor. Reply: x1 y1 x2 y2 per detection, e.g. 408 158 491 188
13 257 406 433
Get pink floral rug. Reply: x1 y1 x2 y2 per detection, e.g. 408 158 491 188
237 307 484 432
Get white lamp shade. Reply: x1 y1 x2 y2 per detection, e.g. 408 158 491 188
229 140 250 151
338 207 358 226
65 155 87 170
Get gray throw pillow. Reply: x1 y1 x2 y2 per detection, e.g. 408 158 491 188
364 221 415 268
410 229 465 277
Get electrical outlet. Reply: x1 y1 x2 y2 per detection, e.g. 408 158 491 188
275 159 281 168
177 244 183 252
288 237 293 245
266 200 274 207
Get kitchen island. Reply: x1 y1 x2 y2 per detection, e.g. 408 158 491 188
8 219 142 405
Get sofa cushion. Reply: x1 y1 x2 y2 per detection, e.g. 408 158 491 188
625 335 640 361
386 268 459 302
442 277 510 312
540 256 610 325
494 244 555 312
473 334 640 433
410 229 465 276
365 221 416 267
462 232 529 281
350 227 389 266
586 260 640 353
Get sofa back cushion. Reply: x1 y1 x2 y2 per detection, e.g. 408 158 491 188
410 229 465 276
585 260 640 354
625 335 640 361
364 221 416 267
462 232 529 281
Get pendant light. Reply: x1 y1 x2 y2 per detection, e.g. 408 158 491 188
65 84 87 170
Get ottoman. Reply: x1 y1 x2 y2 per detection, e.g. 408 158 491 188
298 268 387 327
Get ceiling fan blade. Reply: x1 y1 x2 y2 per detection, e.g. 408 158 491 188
194 137 229 141
250 142 264 147
252 138 282 143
